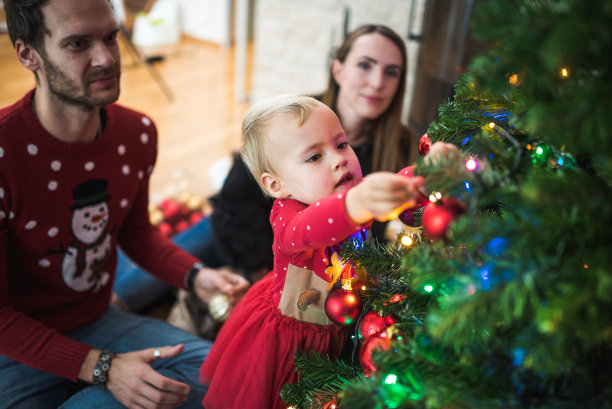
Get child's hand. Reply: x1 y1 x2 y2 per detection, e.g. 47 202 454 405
426 142 464 172
346 172 424 224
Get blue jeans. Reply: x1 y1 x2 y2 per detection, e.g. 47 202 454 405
114 217 223 312
0 306 211 408
0 307 212 409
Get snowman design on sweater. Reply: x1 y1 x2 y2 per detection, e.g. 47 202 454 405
61 179 112 293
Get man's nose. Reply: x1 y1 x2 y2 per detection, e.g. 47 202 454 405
90 42 117 68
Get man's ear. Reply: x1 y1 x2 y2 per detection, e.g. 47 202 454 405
15 39 42 73
261 172 289 199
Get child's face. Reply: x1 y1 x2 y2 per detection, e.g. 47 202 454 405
261 104 362 205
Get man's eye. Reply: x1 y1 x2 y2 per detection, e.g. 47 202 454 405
105 32 118 44
66 40 87 50
306 154 321 163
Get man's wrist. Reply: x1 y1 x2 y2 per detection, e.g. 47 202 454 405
92 349 115 389
185 262 204 292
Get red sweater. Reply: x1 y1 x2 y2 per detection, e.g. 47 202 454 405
0 90 198 381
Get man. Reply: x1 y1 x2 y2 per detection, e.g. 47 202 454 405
0 0 249 407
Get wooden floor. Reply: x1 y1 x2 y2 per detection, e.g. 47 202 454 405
0 32 252 203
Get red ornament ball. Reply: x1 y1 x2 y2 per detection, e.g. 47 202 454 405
422 197 466 240
358 311 396 342
189 211 204 225
174 220 190 233
161 200 181 223
158 222 174 237
398 203 422 226
359 330 393 377
419 134 432 157
324 288 362 326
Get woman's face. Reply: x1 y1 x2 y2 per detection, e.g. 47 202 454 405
333 32 403 123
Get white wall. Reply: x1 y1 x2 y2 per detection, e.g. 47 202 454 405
178 0 233 47
250 0 426 122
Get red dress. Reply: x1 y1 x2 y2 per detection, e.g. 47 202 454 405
200 190 364 409
200 167 417 408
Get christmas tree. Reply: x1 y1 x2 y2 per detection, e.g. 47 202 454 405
282 1 612 408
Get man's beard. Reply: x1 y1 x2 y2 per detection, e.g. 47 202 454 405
42 56 121 109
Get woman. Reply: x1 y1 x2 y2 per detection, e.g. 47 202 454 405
323 24 419 176
113 24 419 318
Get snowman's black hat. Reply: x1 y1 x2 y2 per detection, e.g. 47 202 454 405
71 179 111 210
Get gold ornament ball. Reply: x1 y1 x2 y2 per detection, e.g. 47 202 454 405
209 293 230 321
187 195 204 211
149 209 164 225
176 190 193 204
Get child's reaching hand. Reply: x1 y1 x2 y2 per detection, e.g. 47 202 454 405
426 142 464 171
345 172 424 224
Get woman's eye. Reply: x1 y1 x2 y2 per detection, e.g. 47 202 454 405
306 154 321 163
337 141 349 150
385 68 401 78
357 61 371 70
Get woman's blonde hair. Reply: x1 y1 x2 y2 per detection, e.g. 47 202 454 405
322 24 416 172
241 94 322 191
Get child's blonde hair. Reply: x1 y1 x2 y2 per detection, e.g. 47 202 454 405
241 94 322 191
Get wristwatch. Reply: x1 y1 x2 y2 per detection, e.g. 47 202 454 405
92 349 115 389
185 262 204 292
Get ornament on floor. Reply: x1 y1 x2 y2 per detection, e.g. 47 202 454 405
324 281 362 326
422 196 466 240
150 190 205 237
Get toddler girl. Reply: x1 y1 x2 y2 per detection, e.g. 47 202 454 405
199 95 424 409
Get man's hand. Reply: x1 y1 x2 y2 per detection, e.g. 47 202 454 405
79 345 191 408
346 172 424 224
193 267 250 307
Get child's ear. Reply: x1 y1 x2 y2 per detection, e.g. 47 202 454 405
15 39 41 73
261 172 289 199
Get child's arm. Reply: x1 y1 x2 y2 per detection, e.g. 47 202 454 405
345 141 462 224
345 172 424 224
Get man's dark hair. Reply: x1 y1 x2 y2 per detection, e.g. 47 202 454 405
3 0 51 50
